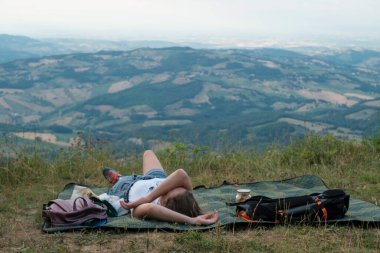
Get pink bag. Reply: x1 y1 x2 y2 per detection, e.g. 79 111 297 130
42 196 107 227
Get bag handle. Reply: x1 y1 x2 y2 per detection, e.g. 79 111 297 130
48 200 68 212
226 195 273 206
73 196 89 211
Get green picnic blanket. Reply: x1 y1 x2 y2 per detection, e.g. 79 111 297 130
42 175 380 232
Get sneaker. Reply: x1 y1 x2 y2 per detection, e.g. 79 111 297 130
102 167 121 185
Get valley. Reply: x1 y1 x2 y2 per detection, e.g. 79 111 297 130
0 41 379 150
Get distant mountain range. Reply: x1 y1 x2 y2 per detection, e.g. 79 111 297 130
1 34 380 150
0 34 214 63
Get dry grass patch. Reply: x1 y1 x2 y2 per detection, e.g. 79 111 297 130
13 132 70 147
277 118 332 133
108 80 134 93
0 136 379 252
298 89 357 107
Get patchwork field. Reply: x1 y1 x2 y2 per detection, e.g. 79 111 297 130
13 132 71 146
0 47 379 149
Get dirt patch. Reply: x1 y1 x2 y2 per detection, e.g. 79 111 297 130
327 129 362 141
46 115 74 126
129 59 160 69
296 102 330 112
166 107 199 117
23 115 41 123
127 137 143 145
355 67 377 74
94 54 113 60
142 120 192 127
6 95 53 113
94 66 109 75
258 60 280 69
151 73 171 84
148 140 172 152
13 132 70 146
298 89 357 107
345 109 377 120
69 87 92 101
164 101 199 116
344 93 373 100
296 103 316 112
364 100 380 107
129 74 150 85
213 62 228 69
190 83 227 105
108 80 133 93
0 88 24 94
95 105 114 113
190 84 214 105
272 102 298 110
74 67 90 72
0 114 12 124
173 76 191 85
95 104 157 119
0 97 12 110
190 83 242 105
14 132 57 142
28 59 59 68
311 59 330 67
278 117 332 132
95 105 130 119
32 88 73 107
261 81 290 95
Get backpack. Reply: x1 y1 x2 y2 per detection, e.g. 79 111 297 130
42 196 107 227
227 189 350 224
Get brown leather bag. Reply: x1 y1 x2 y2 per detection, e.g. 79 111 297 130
42 196 107 227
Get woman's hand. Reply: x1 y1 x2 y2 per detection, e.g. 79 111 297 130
120 196 149 210
191 211 219 225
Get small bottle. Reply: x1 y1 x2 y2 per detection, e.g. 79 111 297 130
236 189 252 202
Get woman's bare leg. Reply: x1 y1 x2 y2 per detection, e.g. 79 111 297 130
143 150 165 175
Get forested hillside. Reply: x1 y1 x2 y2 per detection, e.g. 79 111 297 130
1 45 380 150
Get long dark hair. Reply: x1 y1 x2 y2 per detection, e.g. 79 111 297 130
164 190 202 217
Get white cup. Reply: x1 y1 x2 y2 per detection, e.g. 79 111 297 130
236 189 252 202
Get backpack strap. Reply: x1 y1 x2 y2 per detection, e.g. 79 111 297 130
236 210 254 222
313 197 328 221
226 195 272 206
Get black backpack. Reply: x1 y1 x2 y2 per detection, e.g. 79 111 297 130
227 189 350 224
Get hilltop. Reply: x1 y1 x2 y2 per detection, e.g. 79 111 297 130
0 135 379 252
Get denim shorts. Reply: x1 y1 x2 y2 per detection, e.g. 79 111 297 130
108 169 167 202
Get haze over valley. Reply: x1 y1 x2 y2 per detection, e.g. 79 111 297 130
1 0 379 151
1 34 379 151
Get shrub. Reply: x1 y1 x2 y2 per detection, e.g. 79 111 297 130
280 134 346 166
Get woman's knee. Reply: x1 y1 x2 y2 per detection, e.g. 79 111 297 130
143 150 155 159
143 150 164 173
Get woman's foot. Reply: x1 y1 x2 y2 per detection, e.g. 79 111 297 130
102 167 121 185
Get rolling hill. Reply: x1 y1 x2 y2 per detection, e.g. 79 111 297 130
0 46 379 150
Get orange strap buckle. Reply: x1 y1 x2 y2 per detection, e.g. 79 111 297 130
236 210 253 222
315 198 328 221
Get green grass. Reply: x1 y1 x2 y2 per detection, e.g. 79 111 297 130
0 134 379 252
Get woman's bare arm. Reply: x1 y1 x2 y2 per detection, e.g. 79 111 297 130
133 203 218 225
120 168 193 209
155 168 193 192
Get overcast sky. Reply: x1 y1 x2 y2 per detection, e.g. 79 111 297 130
1 0 379 42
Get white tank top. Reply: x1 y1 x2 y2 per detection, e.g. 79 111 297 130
128 177 166 205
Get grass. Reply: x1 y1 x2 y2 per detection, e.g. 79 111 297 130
0 134 379 252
